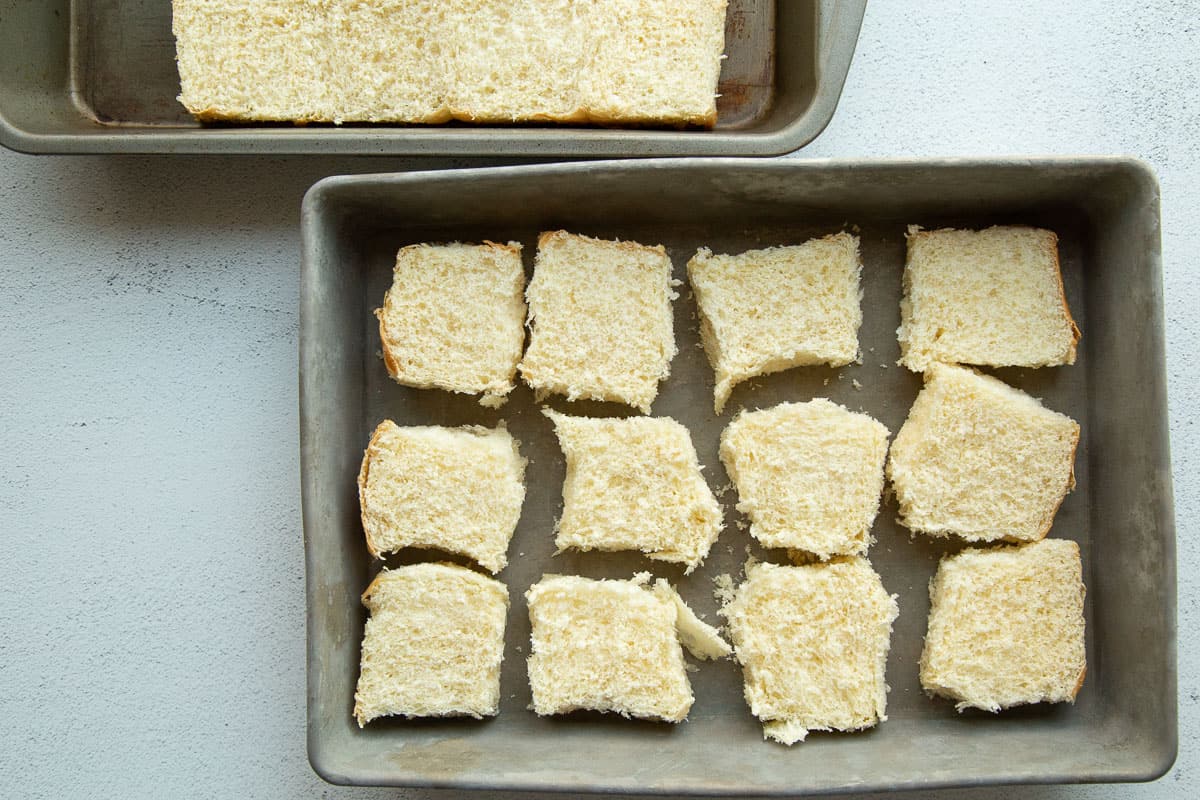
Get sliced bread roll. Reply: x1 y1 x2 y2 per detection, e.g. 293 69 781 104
688 234 864 413
897 225 1080 372
526 573 729 722
375 241 526 408
920 538 1087 712
545 410 722 571
354 563 509 725
723 558 899 745
720 399 890 560
887 363 1079 543
357 420 526 573
519 231 677 413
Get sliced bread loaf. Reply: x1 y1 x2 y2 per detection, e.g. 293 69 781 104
723 558 898 744
526 573 728 722
897 225 1080 372
545 410 722 571
887 363 1079 543
354 563 509 725
519 231 677 413
920 538 1087 712
688 234 863 413
357 420 526 573
375 241 526 408
720 399 890 559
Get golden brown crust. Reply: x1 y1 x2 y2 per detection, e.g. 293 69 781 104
357 420 394 560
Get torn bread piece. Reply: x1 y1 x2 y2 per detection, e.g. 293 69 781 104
887 363 1079 543
688 234 863 413
920 538 1087 712
357 420 526 573
519 231 677 414
723 558 898 745
545 409 722 571
897 225 1080 372
526 573 729 722
720 399 890 559
354 563 509 726
375 241 526 408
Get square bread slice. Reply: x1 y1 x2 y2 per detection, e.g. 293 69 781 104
375 241 526 408
545 409 722 571
582 0 729 126
174 0 453 123
526 573 729 722
723 558 899 745
920 538 1087 712
720 399 890 559
518 231 677 414
688 234 863 414
897 225 1081 372
442 0 590 122
354 563 509 725
887 363 1079 543
357 420 526 573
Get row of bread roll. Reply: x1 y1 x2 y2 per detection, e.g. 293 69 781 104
374 226 1078 415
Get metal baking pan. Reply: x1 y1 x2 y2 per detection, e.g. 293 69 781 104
0 0 864 156
300 157 1175 793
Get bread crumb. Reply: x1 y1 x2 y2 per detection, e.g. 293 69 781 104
852 379 863 390
713 573 736 606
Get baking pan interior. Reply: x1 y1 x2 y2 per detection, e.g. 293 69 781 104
300 158 1174 793
0 1 864 155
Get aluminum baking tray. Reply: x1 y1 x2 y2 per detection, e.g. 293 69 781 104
0 0 864 156
300 157 1175 793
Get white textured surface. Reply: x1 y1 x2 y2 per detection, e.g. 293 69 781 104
0 1 1195 798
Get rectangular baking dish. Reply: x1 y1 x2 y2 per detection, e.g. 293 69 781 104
0 0 864 156
300 157 1175 793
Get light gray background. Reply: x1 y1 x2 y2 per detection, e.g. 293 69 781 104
0 2 1194 798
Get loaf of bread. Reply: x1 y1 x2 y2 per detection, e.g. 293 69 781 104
920 538 1086 712
354 563 509 725
897 225 1080 372
357 420 526 573
545 410 722 571
519 231 677 413
720 400 889 560
688 235 863 413
376 242 526 408
887 363 1079 543
173 0 728 126
723 558 898 744
526 573 729 722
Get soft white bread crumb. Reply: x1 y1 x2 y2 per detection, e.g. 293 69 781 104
375 242 526 407
723 559 898 744
582 0 728 126
887 363 1079 543
173 1 727 126
720 400 890 559
357 420 526 573
897 225 1080 372
354 563 509 725
544 409 722 570
526 574 728 721
688 235 863 413
519 231 677 413
920 538 1086 712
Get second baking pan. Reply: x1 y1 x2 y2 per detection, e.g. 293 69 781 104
300 157 1175 793
0 0 864 156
